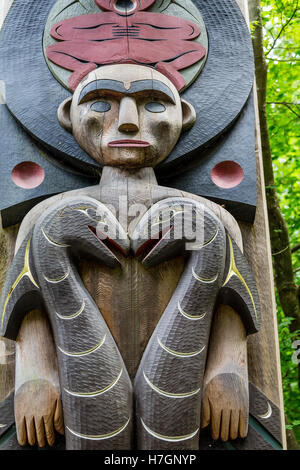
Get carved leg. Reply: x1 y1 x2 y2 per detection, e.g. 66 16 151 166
14 308 63 447
132 198 226 450
201 304 249 441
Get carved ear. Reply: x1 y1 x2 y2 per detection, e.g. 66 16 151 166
58 97 72 133
181 99 196 132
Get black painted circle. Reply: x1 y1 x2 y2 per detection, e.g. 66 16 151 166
0 0 254 176
91 101 111 113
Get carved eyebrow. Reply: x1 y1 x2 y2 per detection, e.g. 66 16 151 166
78 79 176 104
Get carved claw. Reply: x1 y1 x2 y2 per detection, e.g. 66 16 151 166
34 196 130 269
132 198 206 267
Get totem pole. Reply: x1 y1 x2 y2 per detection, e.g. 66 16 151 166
0 0 285 451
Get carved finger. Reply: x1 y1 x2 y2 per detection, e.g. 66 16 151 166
210 407 221 440
229 409 240 440
34 417 46 448
43 415 55 447
26 416 36 446
54 398 65 435
239 410 249 438
220 409 231 442
201 395 211 428
16 416 27 447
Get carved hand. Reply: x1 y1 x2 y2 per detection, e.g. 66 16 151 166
15 379 64 447
201 304 249 442
201 372 249 441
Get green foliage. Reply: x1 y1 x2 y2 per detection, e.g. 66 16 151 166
277 300 300 440
260 0 300 442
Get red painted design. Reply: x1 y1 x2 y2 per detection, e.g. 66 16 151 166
11 162 45 189
211 161 244 189
108 139 150 147
46 1 206 91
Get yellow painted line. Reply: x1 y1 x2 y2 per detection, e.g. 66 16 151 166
1 238 39 329
223 235 257 320
58 334 106 357
44 267 70 283
143 371 200 399
157 337 205 358
42 228 70 247
192 267 218 283
56 300 85 320
64 369 123 397
177 301 206 320
66 417 130 441
141 419 198 442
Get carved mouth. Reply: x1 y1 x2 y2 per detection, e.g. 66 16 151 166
114 0 136 14
108 140 150 148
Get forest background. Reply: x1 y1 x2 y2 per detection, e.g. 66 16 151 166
250 0 300 448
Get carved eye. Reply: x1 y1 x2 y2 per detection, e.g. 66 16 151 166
145 102 166 113
91 101 111 113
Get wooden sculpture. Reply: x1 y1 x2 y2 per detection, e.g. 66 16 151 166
0 65 260 449
0 0 285 452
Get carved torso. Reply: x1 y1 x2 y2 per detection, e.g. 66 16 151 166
12 167 247 381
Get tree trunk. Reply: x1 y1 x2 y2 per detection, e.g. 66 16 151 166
248 0 300 450
248 0 300 334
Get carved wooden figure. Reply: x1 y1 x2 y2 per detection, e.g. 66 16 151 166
0 0 285 452
0 65 261 449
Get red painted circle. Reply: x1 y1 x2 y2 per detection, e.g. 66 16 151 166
11 162 45 189
211 161 244 189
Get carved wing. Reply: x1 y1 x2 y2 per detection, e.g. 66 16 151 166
219 232 261 334
0 234 41 340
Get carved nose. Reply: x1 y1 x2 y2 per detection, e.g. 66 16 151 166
118 97 139 133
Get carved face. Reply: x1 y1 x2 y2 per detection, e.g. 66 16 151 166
58 64 196 168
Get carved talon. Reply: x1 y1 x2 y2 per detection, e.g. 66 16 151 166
132 197 214 267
